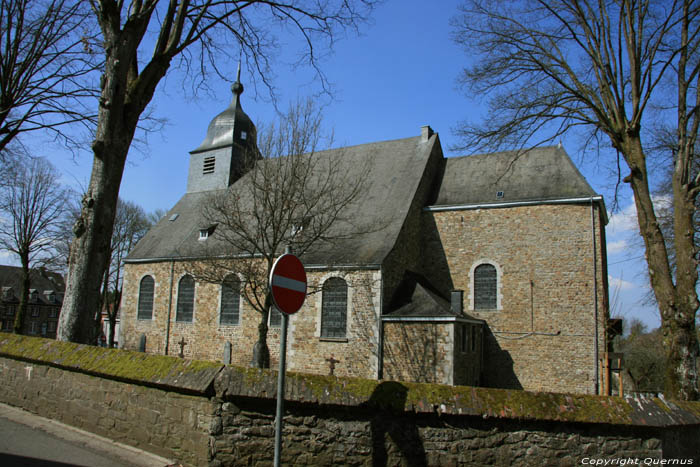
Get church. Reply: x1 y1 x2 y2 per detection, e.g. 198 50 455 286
120 74 611 395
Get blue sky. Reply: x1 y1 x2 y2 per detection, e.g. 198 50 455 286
13 0 661 329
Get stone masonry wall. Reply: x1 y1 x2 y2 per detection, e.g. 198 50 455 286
0 335 221 466
382 321 453 384
121 262 381 380
422 203 609 394
0 335 698 466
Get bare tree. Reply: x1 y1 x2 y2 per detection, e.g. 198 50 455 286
0 157 67 334
189 99 370 368
58 0 378 345
452 0 700 400
0 0 99 157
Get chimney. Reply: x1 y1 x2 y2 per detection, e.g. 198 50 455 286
451 290 463 314
421 125 434 142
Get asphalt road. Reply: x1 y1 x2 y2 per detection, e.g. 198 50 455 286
0 403 174 467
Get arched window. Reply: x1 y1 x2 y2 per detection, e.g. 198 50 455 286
220 276 240 325
137 275 154 320
176 275 195 322
474 264 497 310
321 278 347 338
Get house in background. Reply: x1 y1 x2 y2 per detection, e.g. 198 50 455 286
0 265 64 338
119 76 611 395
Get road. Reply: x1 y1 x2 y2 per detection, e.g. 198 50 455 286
0 403 175 467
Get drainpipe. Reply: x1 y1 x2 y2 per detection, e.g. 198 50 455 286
164 261 175 355
591 198 600 395
377 266 384 380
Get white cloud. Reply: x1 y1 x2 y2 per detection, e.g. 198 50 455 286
607 239 629 254
607 202 638 236
608 275 635 291
0 250 19 267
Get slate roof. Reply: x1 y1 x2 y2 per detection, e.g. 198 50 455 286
432 146 598 207
385 271 482 322
0 265 65 303
126 134 439 267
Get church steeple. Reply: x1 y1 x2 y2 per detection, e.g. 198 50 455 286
186 65 258 193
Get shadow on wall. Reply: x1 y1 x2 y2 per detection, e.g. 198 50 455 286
419 212 454 299
368 381 427 467
481 327 523 390
382 322 441 383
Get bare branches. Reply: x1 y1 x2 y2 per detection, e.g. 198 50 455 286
453 0 700 400
0 157 67 267
451 0 691 153
0 0 100 157
197 99 369 310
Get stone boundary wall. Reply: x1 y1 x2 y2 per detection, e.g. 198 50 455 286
0 334 699 466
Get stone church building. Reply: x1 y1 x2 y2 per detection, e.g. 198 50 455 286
120 76 610 395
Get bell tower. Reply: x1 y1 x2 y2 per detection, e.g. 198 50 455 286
186 64 258 193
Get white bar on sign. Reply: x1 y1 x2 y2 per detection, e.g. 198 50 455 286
272 275 306 293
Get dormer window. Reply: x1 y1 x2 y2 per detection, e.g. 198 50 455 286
199 224 217 241
29 289 38 301
44 290 56 303
240 131 247 141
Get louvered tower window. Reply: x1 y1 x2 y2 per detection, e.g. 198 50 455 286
321 278 348 338
176 275 195 322
220 276 240 325
203 156 216 174
137 276 154 320
474 264 497 310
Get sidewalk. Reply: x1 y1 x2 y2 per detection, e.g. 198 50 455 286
0 403 176 467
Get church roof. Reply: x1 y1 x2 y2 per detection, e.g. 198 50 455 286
431 146 599 207
190 67 256 154
126 133 440 267
384 271 482 321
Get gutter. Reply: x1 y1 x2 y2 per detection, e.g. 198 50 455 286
125 255 382 271
382 315 484 324
425 196 609 224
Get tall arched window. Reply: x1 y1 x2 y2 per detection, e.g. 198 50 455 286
137 275 155 320
176 275 195 322
220 276 240 325
321 278 347 338
474 264 497 310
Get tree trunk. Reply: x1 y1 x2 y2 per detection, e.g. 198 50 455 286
623 134 699 400
662 316 699 399
251 307 271 368
57 21 168 344
13 255 30 335
57 145 126 344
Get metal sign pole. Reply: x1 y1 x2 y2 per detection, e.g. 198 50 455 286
273 311 288 467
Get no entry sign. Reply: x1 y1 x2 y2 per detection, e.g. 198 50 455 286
269 253 307 315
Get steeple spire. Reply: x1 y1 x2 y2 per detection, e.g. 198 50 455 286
190 62 256 155
231 62 243 98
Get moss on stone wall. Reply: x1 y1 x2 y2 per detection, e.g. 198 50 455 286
215 365 700 428
0 334 222 393
2 333 699 429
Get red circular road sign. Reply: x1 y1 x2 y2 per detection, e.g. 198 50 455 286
269 253 307 315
